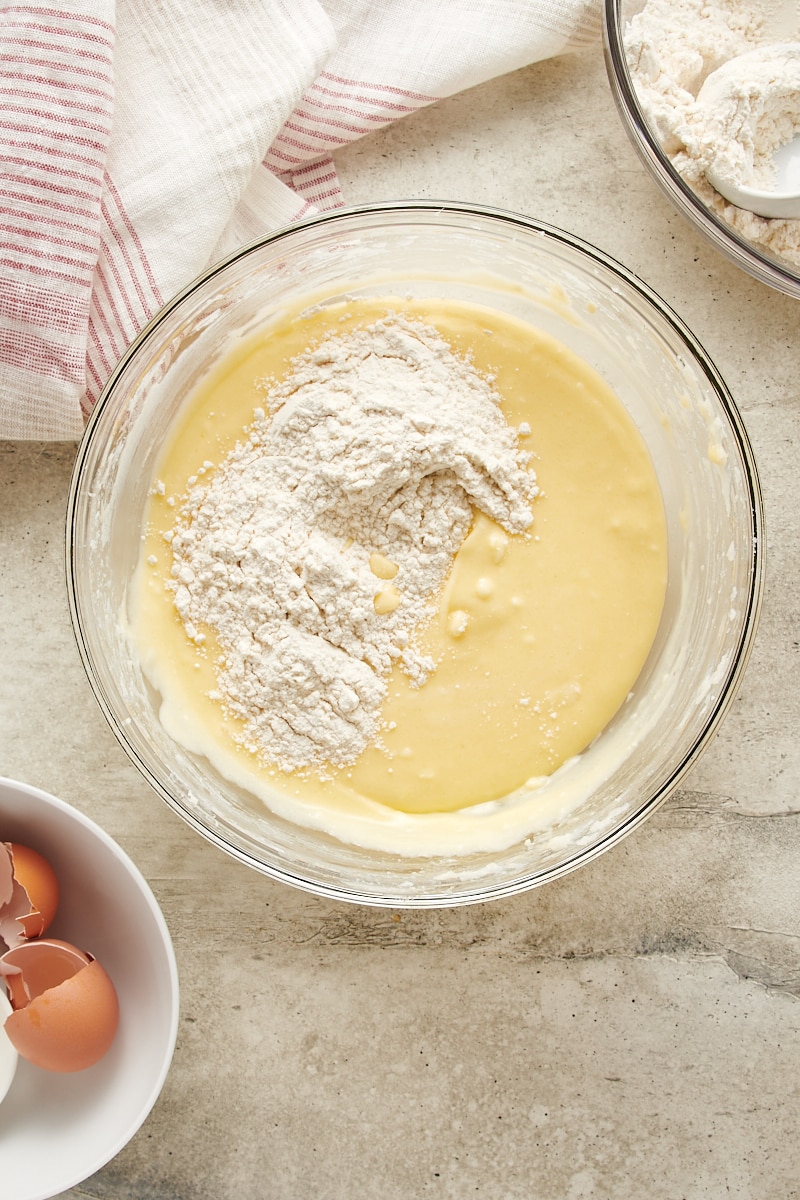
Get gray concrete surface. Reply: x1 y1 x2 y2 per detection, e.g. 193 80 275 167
2 43 799 1200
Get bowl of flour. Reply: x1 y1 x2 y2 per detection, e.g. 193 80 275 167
605 0 800 296
66 202 764 906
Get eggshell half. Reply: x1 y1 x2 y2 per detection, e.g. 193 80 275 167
5 842 60 940
0 842 60 947
2 940 119 1073
0 846 12 909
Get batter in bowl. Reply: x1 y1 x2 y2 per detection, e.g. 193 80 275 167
131 295 668 843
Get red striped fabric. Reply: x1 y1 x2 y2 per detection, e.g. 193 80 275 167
83 172 163 409
0 4 113 396
265 69 436 205
275 156 346 209
0 1 601 437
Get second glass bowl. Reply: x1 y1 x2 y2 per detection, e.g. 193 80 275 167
604 0 800 298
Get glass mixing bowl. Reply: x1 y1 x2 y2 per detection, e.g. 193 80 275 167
66 202 765 907
604 0 800 299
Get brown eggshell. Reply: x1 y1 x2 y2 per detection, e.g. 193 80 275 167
4 842 60 940
0 844 13 909
3 945 119 1073
0 843 32 949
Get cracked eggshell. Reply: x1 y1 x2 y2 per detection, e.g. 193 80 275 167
1 938 119 1073
0 842 60 946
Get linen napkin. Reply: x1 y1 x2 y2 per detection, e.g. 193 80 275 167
0 0 601 441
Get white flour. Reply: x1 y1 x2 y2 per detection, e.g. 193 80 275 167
624 0 800 265
696 45 800 191
164 315 537 774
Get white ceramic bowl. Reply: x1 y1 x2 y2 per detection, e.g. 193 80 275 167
66 202 765 907
0 777 179 1200
604 0 800 298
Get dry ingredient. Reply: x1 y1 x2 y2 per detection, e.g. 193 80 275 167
164 315 536 774
624 0 800 264
696 44 800 192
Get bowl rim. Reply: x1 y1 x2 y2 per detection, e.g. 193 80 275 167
602 0 800 300
0 774 180 1196
65 200 767 907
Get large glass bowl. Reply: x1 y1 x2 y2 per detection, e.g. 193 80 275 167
604 0 800 299
66 202 765 907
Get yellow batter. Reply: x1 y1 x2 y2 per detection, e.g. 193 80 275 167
132 296 667 825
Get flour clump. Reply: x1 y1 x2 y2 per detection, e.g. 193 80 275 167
166 316 537 774
624 0 800 265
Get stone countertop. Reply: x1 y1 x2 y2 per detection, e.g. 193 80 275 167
2 43 799 1200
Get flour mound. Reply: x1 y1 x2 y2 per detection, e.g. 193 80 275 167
624 0 800 266
167 316 537 773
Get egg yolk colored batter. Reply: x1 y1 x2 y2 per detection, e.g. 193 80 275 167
132 296 667 819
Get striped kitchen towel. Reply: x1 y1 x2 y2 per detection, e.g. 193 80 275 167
0 0 601 440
